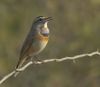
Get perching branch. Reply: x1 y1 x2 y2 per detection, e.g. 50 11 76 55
0 50 100 85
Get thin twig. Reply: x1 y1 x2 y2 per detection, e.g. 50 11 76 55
0 51 100 85
0 71 15 84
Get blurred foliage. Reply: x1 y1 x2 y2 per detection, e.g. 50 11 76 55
0 0 100 87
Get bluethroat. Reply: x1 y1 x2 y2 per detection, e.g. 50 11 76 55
15 16 52 76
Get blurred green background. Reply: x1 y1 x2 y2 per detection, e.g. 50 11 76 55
0 0 100 87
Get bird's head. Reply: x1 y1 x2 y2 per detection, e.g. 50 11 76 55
34 16 52 27
33 16 52 36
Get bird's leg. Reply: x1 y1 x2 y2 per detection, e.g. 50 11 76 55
31 55 41 62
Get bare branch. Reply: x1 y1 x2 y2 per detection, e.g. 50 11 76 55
0 71 15 84
0 51 100 85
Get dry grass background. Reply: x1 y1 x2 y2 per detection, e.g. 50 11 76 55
0 0 100 87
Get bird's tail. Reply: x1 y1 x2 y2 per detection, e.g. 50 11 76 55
14 71 20 77
14 57 27 77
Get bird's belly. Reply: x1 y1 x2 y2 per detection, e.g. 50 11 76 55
35 40 48 54
29 40 48 56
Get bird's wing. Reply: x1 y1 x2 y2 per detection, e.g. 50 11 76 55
15 33 34 69
19 33 34 59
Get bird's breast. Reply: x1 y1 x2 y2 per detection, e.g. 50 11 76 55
35 34 49 50
30 34 49 56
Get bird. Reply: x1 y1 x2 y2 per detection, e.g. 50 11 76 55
14 16 52 76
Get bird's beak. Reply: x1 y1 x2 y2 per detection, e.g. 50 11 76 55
45 17 52 21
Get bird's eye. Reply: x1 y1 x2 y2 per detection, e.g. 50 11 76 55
39 19 42 21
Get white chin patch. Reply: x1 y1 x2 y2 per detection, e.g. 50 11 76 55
44 22 48 28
